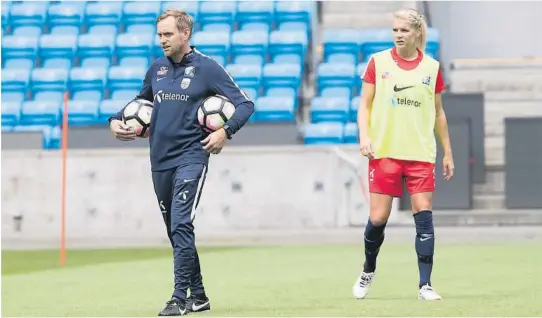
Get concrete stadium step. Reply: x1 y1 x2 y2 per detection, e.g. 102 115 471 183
473 193 505 210
449 72 542 93
431 209 542 227
451 57 542 71
322 1 417 29
484 99 542 137
485 136 505 167
473 170 504 195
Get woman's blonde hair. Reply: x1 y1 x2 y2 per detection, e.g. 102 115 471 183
393 8 427 52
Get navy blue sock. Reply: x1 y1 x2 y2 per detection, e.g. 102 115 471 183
414 210 435 288
363 218 387 273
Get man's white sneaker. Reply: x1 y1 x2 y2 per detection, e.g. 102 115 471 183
418 284 442 300
353 271 375 299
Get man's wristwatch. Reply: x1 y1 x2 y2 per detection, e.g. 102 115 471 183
222 124 233 140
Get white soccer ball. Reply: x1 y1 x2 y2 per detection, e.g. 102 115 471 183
122 99 153 138
197 95 235 133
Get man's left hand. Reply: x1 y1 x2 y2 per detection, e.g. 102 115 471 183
201 128 227 154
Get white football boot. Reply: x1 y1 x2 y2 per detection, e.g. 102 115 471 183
353 271 375 299
418 284 442 300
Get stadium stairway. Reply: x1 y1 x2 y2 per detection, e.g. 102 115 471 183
322 1 417 29
449 58 542 211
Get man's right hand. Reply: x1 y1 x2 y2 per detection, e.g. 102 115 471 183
110 119 136 141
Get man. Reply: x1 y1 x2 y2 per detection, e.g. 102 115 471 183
109 9 254 316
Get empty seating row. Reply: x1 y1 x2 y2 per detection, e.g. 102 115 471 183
2 95 296 128
2 30 309 65
2 62 303 97
304 122 359 145
322 28 440 63
2 1 314 30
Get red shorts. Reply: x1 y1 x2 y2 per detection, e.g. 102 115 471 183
368 158 435 197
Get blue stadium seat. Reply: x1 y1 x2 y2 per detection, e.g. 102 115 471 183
161 1 199 21
65 100 100 126
202 23 232 33
266 87 296 98
110 89 138 101
236 1 274 27
191 31 230 62
3 58 34 70
209 55 226 66
320 87 351 98
87 24 118 35
84 2 122 26
2 35 39 60
31 68 69 94
323 29 361 60
47 2 84 27
42 58 73 69
350 96 360 122
316 62 356 95
80 57 111 68
344 122 358 144
2 101 21 127
278 21 306 33
108 66 147 92
241 87 258 101
199 1 236 27
99 99 124 122
12 25 42 37
125 23 156 35
69 67 108 93
77 33 116 58
275 1 313 23
152 36 162 58
327 53 357 65
50 25 80 35
20 100 61 126
119 56 151 68
34 91 64 103
426 27 440 56
73 90 103 102
1 2 10 30
234 54 264 66
2 68 31 93
9 2 48 27
262 63 302 92
225 64 262 91
310 97 349 123
254 96 295 122
115 32 153 58
1 92 26 103
39 34 77 60
240 22 270 33
360 28 394 61
272 53 302 65
122 1 161 26
231 30 269 61
303 122 344 145
9 125 62 149
356 63 368 91
269 30 308 60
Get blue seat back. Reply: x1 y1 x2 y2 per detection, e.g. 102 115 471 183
303 122 344 145
191 31 230 61
231 30 269 60
69 67 108 92
225 64 262 90
77 33 116 58
39 34 78 59
20 100 61 126
2 35 39 60
84 2 122 26
2 101 22 127
108 66 147 91
310 97 349 123
344 122 358 144
10 2 48 27
236 1 274 26
122 1 161 26
47 3 84 27
269 30 308 60
2 68 31 93
262 63 302 91
199 1 236 26
255 96 295 122
115 32 153 58
31 68 69 93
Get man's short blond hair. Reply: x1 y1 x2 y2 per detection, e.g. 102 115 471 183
156 9 194 40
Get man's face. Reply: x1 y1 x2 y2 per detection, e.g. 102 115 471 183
157 16 190 57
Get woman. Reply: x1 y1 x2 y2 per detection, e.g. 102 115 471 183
353 8 454 301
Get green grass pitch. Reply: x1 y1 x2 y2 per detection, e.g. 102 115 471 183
2 243 542 317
